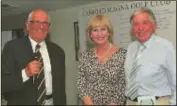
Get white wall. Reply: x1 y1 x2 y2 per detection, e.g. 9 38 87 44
2 12 28 31
49 1 129 105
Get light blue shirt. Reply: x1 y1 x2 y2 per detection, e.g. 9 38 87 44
124 35 176 105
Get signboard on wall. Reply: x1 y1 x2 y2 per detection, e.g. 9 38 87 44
78 1 176 52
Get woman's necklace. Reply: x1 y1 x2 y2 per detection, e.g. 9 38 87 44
95 43 112 59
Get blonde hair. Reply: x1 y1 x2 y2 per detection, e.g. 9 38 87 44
86 14 114 44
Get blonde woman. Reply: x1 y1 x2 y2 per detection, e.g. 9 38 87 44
77 14 127 105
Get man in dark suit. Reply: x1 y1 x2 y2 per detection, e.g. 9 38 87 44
2 9 66 105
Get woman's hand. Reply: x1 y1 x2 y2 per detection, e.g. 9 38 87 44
83 96 94 105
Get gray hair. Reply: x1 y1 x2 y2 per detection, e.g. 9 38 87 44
130 7 157 25
27 9 51 23
129 8 157 39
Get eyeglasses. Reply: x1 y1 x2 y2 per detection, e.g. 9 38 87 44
29 21 50 26
28 21 50 30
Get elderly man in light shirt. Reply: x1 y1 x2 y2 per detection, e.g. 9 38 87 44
124 7 176 105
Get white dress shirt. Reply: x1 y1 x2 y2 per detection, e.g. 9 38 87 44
124 35 176 105
22 36 52 95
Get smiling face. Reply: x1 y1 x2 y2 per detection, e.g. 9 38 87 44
87 15 113 45
132 12 157 43
26 10 50 43
90 25 110 45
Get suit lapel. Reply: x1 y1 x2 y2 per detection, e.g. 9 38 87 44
45 41 55 73
23 36 33 59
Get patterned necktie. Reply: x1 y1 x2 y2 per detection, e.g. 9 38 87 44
34 44 46 105
127 44 146 100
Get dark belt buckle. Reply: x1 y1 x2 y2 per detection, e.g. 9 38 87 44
132 97 138 102
46 94 52 100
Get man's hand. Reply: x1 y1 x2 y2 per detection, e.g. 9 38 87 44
25 60 41 77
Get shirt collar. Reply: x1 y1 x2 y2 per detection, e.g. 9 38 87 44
137 34 155 49
28 36 45 52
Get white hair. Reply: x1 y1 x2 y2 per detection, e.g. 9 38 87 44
27 9 51 23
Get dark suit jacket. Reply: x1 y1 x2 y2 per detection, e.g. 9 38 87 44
2 36 66 105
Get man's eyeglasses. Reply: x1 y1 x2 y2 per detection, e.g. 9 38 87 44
29 21 50 26
28 21 50 30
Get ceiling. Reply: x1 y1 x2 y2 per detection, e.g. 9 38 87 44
1 0 102 16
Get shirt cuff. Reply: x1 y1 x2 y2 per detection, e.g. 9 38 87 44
22 69 30 82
